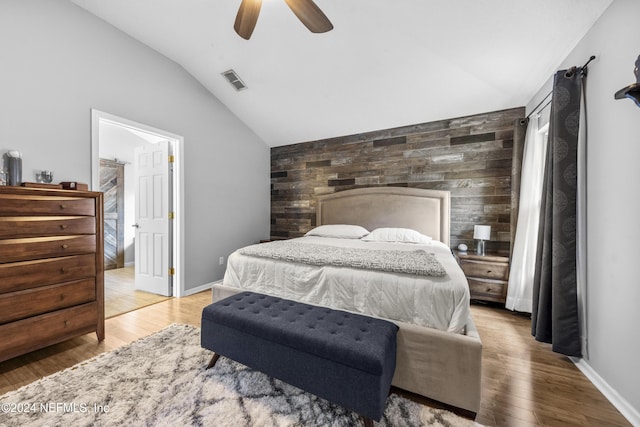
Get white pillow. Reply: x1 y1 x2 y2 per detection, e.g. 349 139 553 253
304 224 370 239
361 227 432 244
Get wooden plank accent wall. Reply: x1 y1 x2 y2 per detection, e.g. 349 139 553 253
271 107 526 252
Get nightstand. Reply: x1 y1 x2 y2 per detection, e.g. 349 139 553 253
454 251 510 304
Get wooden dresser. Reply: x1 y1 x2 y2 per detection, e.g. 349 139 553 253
455 250 510 304
0 186 104 362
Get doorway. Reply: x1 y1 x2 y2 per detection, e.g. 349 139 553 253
91 109 185 316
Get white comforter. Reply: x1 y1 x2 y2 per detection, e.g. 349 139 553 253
223 236 471 333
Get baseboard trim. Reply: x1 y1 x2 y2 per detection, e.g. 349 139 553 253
182 280 221 297
571 357 640 425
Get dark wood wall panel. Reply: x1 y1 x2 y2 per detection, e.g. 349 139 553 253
271 107 525 252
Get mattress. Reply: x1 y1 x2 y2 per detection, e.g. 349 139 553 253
223 236 471 333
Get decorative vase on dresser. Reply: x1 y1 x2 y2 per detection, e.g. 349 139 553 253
455 250 510 304
0 186 104 362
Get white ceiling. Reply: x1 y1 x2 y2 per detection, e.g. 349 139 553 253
70 0 612 147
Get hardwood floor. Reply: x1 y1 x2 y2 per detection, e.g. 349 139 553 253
104 266 170 318
469 303 629 426
0 292 631 426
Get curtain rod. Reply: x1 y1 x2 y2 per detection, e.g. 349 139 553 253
565 55 596 78
526 91 552 120
525 55 596 121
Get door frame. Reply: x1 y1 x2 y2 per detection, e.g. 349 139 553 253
90 109 185 297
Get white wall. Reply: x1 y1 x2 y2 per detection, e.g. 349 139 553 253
0 0 270 291
527 0 640 421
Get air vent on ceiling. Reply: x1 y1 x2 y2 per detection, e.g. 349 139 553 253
222 69 247 91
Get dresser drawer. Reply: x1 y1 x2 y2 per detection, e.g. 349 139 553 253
459 259 509 280
0 278 96 324
0 302 98 363
467 278 507 302
0 194 95 216
0 255 96 293
0 235 96 263
0 216 96 239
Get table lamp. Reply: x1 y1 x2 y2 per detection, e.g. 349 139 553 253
473 225 491 256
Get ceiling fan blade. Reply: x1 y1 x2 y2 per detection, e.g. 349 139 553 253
234 0 262 40
283 0 333 33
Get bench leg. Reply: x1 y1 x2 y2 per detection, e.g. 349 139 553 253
206 353 220 369
362 416 374 427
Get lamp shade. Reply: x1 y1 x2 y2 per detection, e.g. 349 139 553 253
473 225 491 240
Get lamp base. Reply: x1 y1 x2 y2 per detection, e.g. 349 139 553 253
476 240 486 256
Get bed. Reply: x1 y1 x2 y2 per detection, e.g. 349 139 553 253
212 187 482 414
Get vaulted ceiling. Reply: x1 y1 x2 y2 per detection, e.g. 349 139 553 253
70 0 612 147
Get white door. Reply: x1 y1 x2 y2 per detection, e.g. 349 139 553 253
134 140 173 296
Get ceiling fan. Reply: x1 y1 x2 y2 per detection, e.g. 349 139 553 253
234 0 333 40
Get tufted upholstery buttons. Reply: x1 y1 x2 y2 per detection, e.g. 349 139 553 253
203 291 399 375
201 290 400 423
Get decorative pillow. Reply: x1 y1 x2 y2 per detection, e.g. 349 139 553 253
305 224 369 239
304 224 370 239
361 227 432 244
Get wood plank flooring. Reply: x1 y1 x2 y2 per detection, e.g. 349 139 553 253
104 267 170 318
0 292 631 426
469 303 630 426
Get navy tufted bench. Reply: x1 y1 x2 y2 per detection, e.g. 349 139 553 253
201 291 399 426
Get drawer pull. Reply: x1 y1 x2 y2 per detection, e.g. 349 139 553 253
64 320 69 327
60 224 68 229
60 294 65 301
59 204 66 210
61 244 69 249
60 267 67 273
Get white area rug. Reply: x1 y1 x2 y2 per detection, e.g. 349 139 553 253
0 324 482 426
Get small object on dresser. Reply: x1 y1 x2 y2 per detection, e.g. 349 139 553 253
60 181 89 191
457 243 468 253
0 169 6 186
6 150 22 186
36 170 53 183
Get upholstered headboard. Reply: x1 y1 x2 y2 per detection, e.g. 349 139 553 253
316 187 451 246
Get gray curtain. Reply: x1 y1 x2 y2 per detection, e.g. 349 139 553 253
531 68 584 357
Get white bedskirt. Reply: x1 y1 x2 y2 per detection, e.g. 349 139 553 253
223 236 470 333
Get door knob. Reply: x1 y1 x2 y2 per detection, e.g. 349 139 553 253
132 224 139 228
